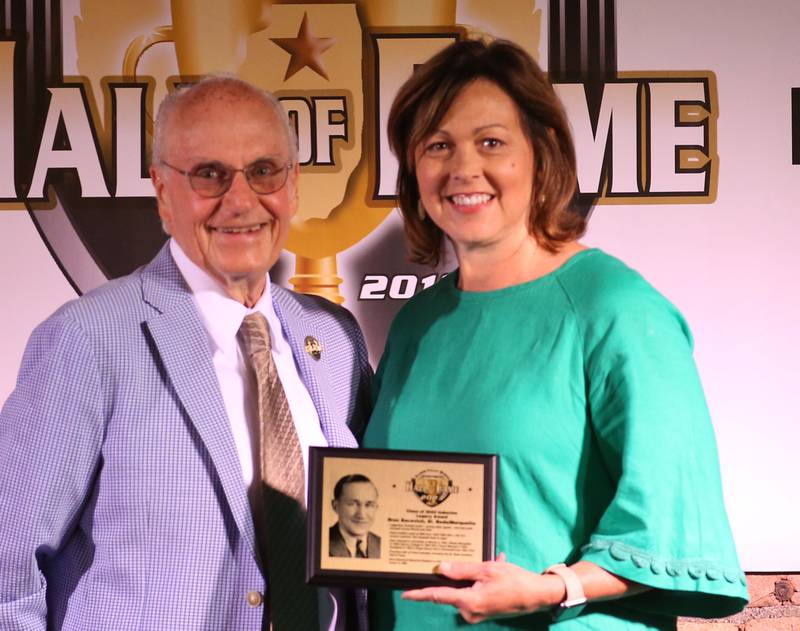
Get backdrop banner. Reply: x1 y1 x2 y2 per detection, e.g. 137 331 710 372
0 0 797 570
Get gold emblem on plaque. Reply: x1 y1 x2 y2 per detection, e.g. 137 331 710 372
408 469 458 507
304 335 323 360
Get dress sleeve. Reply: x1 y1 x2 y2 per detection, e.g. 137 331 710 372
576 280 748 618
0 314 106 629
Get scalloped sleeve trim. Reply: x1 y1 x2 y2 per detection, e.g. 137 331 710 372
580 538 748 618
582 539 746 587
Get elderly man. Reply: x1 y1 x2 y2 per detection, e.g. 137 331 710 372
0 76 371 630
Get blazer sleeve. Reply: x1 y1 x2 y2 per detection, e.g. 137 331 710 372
0 314 106 629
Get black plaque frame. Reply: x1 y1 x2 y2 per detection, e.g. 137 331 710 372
306 447 496 589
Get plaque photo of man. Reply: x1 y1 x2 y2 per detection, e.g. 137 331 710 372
329 474 381 559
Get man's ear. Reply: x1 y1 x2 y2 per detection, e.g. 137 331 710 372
331 499 338 513
150 165 173 234
149 165 168 204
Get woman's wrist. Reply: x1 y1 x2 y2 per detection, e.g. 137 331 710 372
513 567 569 613
569 560 650 602
539 572 569 609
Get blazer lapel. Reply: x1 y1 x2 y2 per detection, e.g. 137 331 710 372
271 287 358 449
140 245 258 559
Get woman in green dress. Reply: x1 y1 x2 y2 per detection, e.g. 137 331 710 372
363 39 748 630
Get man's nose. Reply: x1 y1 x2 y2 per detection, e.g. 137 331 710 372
221 170 258 209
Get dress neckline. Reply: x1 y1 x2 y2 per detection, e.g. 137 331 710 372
444 247 599 301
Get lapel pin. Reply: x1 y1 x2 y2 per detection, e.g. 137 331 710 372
304 335 323 360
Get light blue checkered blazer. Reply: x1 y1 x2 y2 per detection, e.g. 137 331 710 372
0 244 372 631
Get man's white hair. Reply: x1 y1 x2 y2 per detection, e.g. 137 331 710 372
151 74 298 165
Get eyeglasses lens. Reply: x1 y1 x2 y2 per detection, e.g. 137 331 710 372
246 162 289 195
188 162 289 197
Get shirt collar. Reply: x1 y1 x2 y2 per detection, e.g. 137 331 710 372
169 239 281 357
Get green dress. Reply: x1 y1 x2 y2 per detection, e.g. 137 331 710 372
363 249 748 630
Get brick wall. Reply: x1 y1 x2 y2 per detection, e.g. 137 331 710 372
678 575 800 631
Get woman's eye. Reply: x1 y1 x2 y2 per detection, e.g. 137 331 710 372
425 141 449 154
482 137 503 149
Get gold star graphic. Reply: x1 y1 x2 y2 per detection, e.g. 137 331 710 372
271 12 336 81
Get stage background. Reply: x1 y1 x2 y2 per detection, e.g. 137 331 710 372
1 0 798 590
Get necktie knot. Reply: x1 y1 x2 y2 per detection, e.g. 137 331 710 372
239 312 272 358
355 539 366 558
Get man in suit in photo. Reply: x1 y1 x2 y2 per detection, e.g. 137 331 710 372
329 474 382 559
0 76 371 630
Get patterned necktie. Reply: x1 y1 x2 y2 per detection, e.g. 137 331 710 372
238 312 319 630
355 539 366 558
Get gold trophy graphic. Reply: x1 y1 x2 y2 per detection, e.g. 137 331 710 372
282 1 458 303
119 0 458 304
122 0 274 78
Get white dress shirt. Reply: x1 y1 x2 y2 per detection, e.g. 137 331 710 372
170 240 343 631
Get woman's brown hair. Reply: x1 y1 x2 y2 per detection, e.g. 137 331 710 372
387 38 584 267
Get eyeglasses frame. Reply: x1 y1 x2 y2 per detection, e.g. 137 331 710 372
159 159 294 198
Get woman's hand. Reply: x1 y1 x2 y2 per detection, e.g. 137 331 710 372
402 557 648 624
401 553 566 624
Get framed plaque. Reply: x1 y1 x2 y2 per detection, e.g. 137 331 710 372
306 447 497 589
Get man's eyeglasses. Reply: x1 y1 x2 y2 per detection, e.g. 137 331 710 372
160 159 293 198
